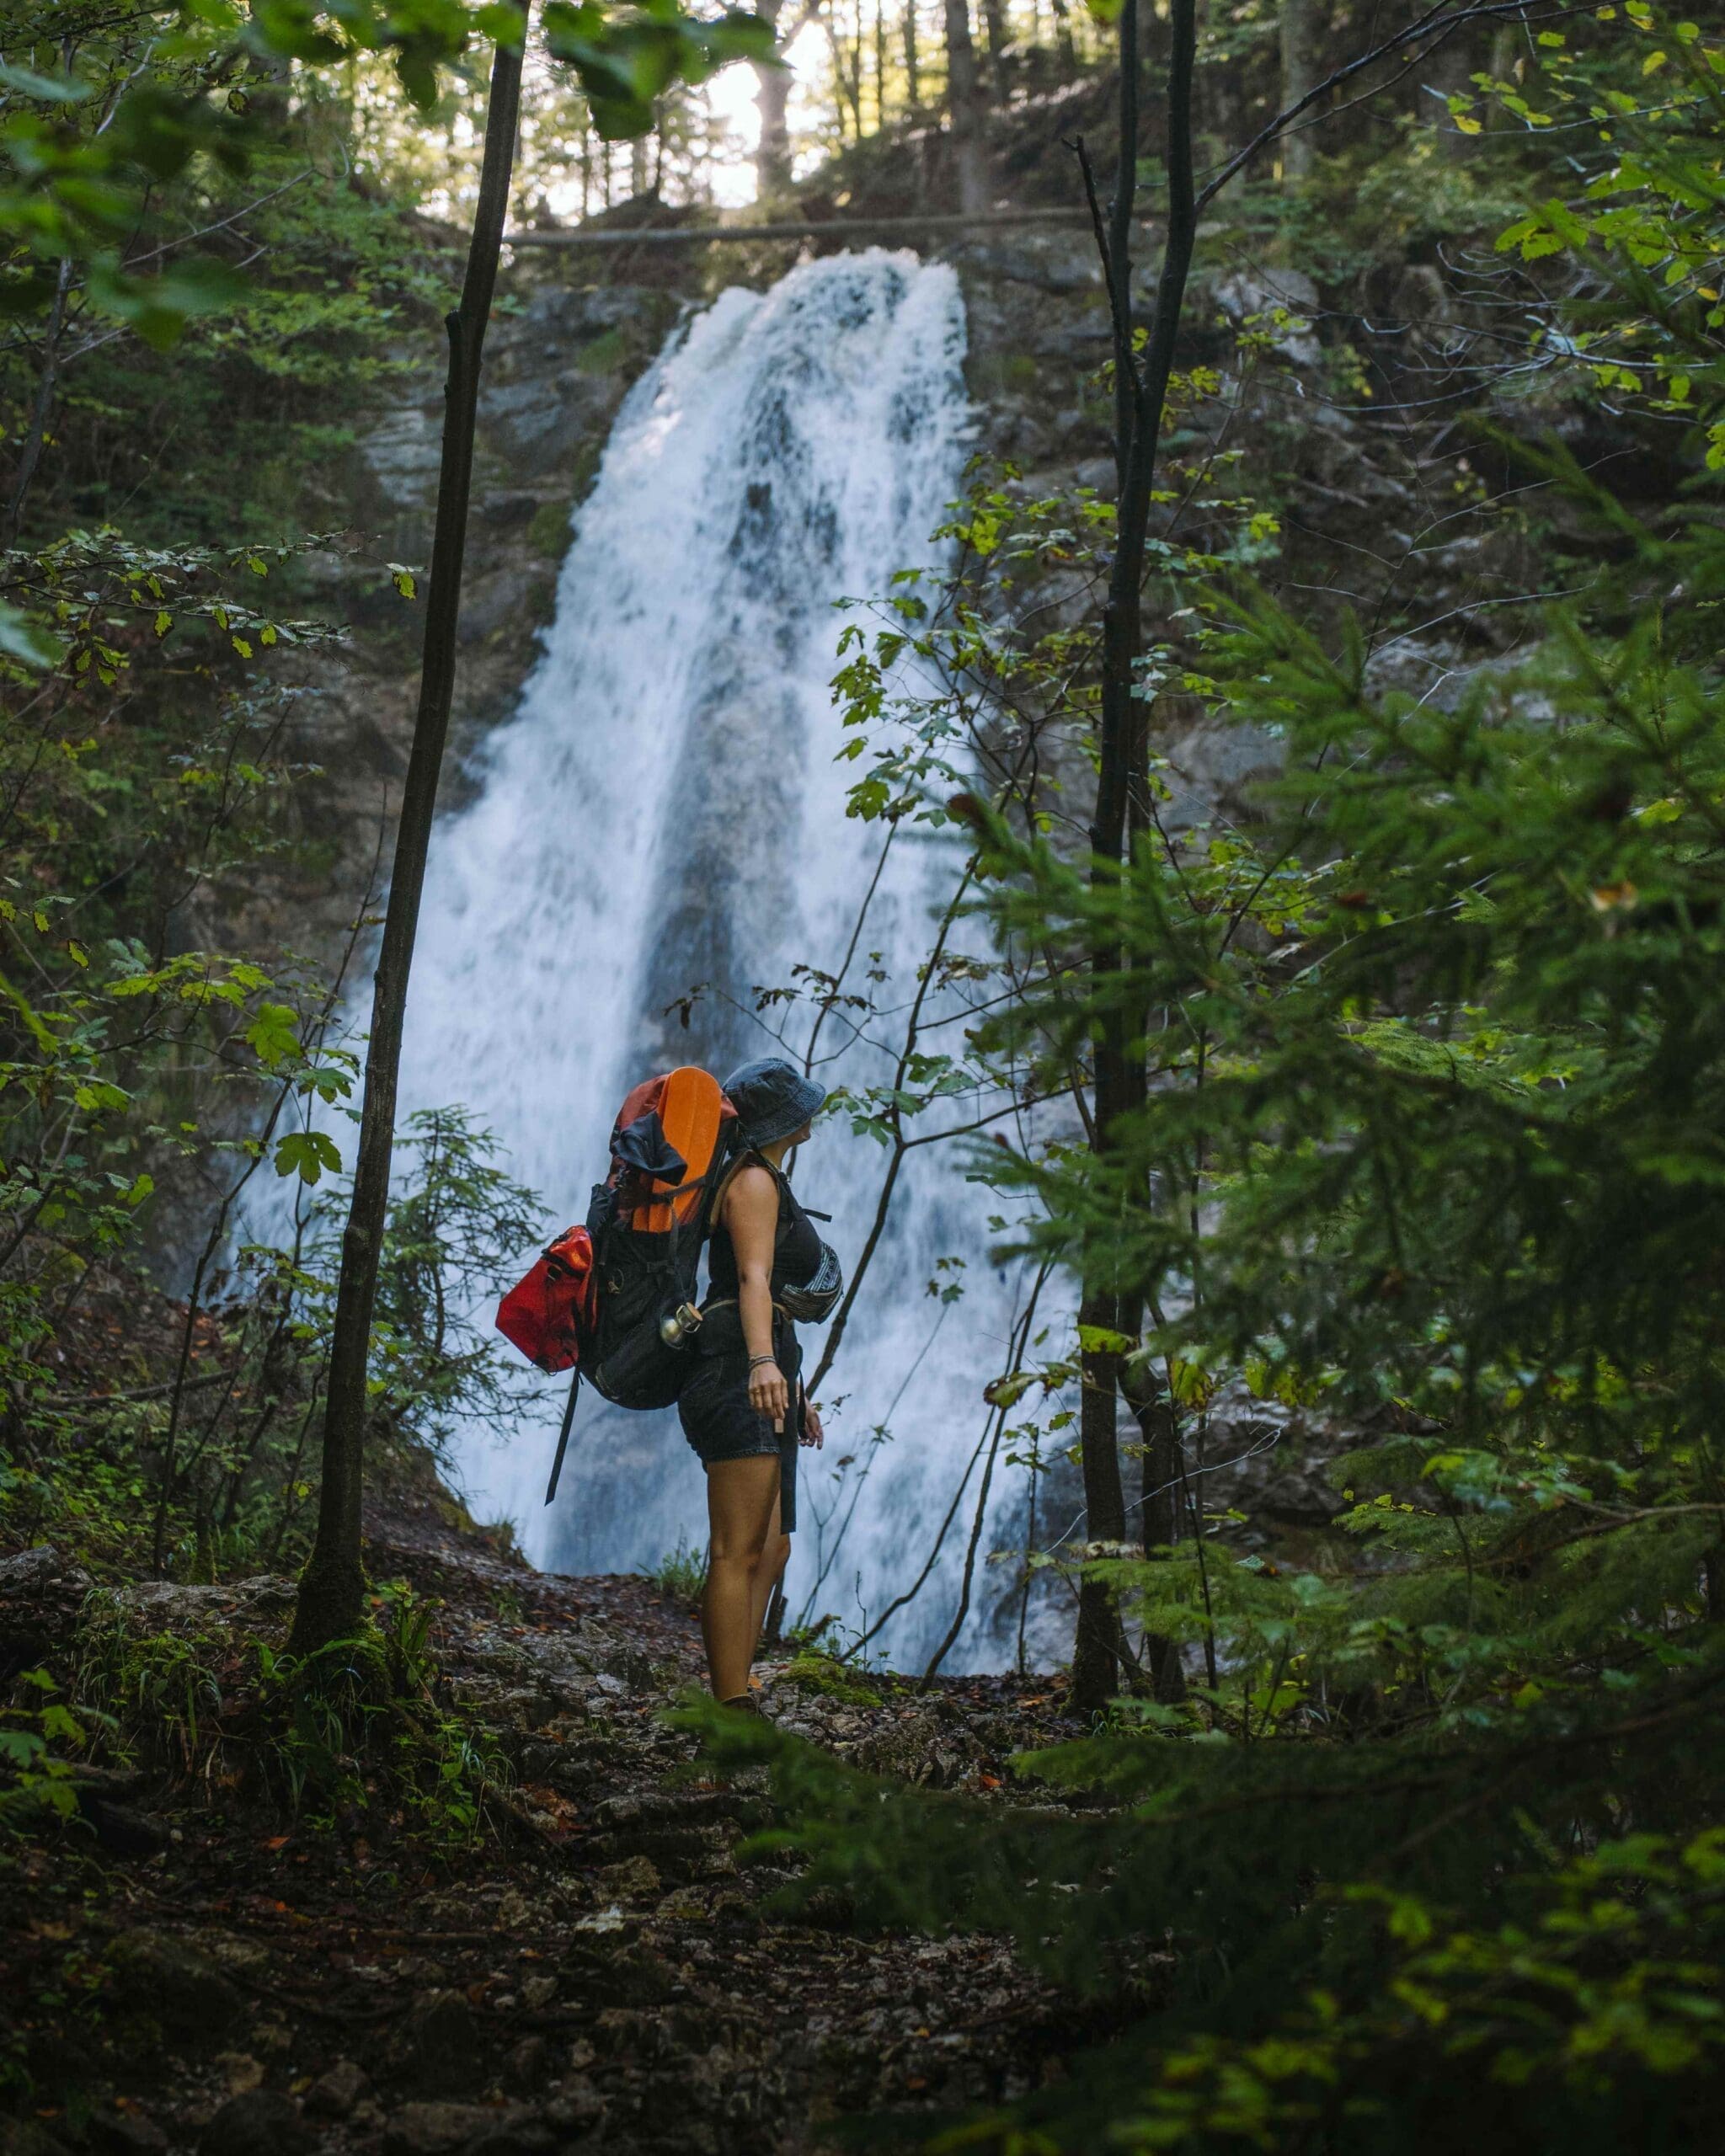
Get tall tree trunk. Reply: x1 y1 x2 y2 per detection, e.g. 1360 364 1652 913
1124 1344 1188 1704
287 14 526 1660
1068 0 1198 1714
3 258 73 547
754 0 794 196
943 0 987 211
980 0 1008 101
1279 0 1316 180
1050 0 1076 73
1425 24 1477 163
903 0 920 107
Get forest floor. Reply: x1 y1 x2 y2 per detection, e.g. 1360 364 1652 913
0 1481 1131 2156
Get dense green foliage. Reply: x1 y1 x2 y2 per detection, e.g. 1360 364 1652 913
695 11 1725 2148
3 0 1724 2144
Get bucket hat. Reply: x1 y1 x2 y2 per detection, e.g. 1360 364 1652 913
723 1058 827 1150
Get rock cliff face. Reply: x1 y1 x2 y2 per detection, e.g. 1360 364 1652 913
283 213 1541 994
269 275 686 964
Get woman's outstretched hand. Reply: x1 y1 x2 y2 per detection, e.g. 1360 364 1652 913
801 1388 824 1449
750 1360 790 1431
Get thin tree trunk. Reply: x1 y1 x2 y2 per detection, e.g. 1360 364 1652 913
943 0 987 211
1050 0 1075 73
3 258 74 547
1123 1346 1187 1703
903 0 920 106
980 0 1009 101
756 3 794 195
1279 0 1317 181
1067 0 1197 1715
922 1265 1049 1680
288 13 526 1660
1425 24 1477 161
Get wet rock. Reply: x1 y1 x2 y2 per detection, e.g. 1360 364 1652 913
0 1546 80 1598
305 2059 371 2118
851 1710 986 1789
106 1574 291 1632
381 2102 493 2155
1161 716 1283 833
199 2090 312 2156
384 1990 482 2094
493 1885 535 1930
955 234 1100 294
478 490 545 526
507 2034 549 2089
465 2116 557 2156
1210 266 1323 366
595 1854 661 1902
458 568 549 648
77 1790 170 1857
0 1545 93 1678
542 2079 605 2135
0 2124 77 2156
104 1930 243 2045
87 2116 170 2156
361 408 444 514
561 1940 678 2007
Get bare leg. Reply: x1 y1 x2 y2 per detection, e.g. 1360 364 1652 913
749 1490 789 1655
702 1455 781 1700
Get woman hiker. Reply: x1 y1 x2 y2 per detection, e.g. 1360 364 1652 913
679 1057 844 1710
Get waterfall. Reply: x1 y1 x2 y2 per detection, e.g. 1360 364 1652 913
397 249 1043 1670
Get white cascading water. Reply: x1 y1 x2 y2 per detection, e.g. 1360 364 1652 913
393 250 1046 1669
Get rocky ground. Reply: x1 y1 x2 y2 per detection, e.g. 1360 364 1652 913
0 1495 1124 2156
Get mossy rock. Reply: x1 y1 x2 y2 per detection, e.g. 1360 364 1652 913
526 499 573 558
572 327 629 375
778 1652 879 1706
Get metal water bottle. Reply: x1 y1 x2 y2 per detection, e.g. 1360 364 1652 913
659 1301 702 1346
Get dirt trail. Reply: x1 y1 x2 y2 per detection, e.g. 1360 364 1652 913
1 1500 1103 2156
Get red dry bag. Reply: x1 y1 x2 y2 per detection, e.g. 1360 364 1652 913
495 1225 595 1374
495 1226 596 1504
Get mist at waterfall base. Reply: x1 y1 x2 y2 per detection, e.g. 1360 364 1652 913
390 252 1060 1673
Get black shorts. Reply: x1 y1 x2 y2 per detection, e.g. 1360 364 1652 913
678 1336 801 1533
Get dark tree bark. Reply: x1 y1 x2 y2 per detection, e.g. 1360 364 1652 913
3 259 72 548
902 0 920 107
1279 0 1318 180
943 0 987 212
980 0 1009 101
288 14 526 1659
1068 0 1198 1715
1124 1346 1188 1704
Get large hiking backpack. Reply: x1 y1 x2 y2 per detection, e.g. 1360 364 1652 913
585 1065 731 1408
494 1065 733 1502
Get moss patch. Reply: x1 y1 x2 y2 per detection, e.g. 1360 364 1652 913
780 1650 882 1705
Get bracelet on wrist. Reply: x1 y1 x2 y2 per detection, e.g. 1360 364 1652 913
748 1353 777 1370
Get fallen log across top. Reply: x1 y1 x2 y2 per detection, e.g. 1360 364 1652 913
504 205 1122 248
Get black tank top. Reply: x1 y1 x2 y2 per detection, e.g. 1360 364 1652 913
706 1154 823 1304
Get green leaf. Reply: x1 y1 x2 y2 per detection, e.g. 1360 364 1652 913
0 61 93 101
244 1002 301 1070
0 601 63 669
273 1129 342 1186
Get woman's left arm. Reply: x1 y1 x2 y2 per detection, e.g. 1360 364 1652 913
799 1381 823 1448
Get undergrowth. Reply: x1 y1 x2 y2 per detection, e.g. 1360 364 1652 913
45 1579 515 1852
640 1532 708 1606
